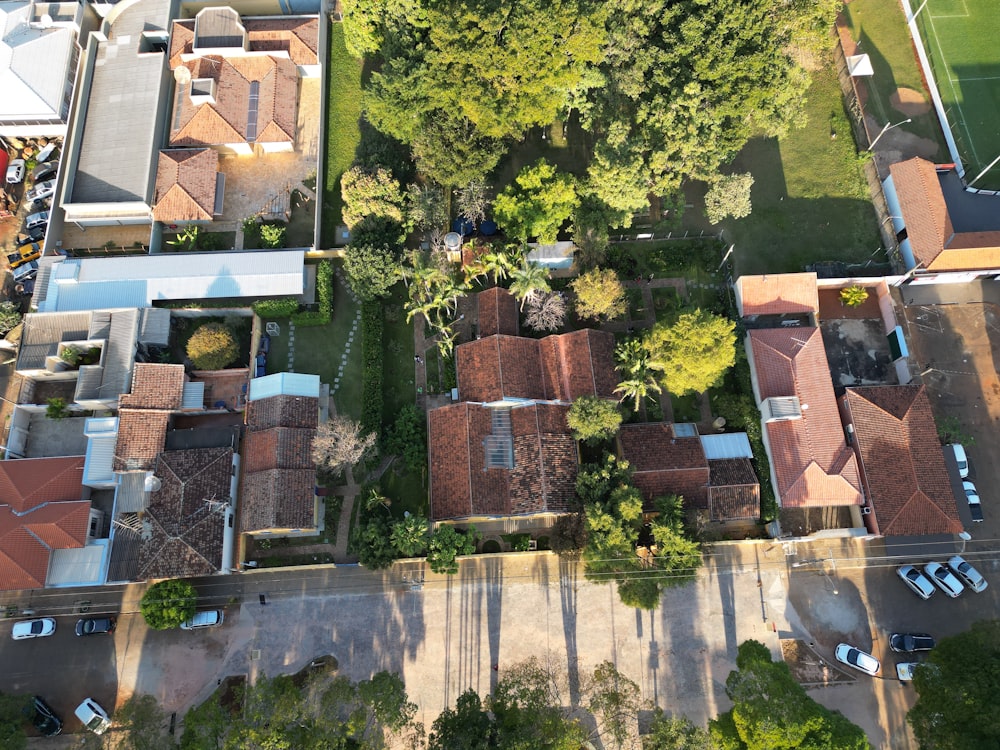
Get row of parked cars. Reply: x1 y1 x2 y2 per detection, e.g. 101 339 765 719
897 556 988 599
836 631 936 682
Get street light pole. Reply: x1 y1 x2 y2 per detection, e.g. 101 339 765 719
868 118 913 151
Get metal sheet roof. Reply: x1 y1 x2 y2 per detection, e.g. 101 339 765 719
700 432 754 460
46 543 108 587
249 371 321 401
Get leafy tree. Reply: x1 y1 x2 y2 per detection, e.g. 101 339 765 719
406 183 448 231
140 579 197 630
384 405 427 473
391 514 430 558
410 113 504 187
113 694 173 750
341 165 405 229
647 311 736 396
587 660 644 750
909 619 1000 749
46 397 69 420
180 687 228 750
312 416 377 478
351 514 397 570
0 691 29 750
567 396 622 445
344 243 402 301
571 267 626 321
355 672 418 739
489 657 586 750
259 224 286 249
644 711 717 750
550 512 587 554
585 147 651 227
186 323 239 371
426 525 478 575
711 640 870 750
494 160 578 244
704 173 754 225
0 301 22 335
524 292 568 332
350 215 407 250
839 285 869 308
456 179 491 229
341 0 415 58
508 261 551 311
428 690 495 750
572 222 610 271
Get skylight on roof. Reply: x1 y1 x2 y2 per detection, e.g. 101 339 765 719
246 80 259 142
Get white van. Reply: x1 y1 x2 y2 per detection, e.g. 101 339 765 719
180 610 224 630
948 444 969 478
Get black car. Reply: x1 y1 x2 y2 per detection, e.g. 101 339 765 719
30 160 58 182
24 696 62 736
75 616 116 636
15 228 43 246
889 632 936 653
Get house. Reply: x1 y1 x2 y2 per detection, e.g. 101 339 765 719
840 385 962 536
735 272 819 319
883 157 1000 277
746 326 863 508
429 303 617 522
0 0 85 137
35 250 305 312
0 456 104 591
240 372 321 537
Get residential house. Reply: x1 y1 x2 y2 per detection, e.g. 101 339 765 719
840 385 963 536
734 272 819 320
883 157 1000 279
476 286 518 337
240 372 321 537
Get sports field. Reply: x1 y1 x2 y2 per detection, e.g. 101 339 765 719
912 0 1000 187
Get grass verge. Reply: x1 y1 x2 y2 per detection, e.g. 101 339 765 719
322 23 363 247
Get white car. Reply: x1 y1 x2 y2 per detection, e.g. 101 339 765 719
75 698 111 734
948 443 969 478
6 158 25 183
12 618 56 640
924 561 965 598
896 662 919 682
26 178 56 203
180 610 223 630
948 555 988 593
897 565 935 600
835 643 880 676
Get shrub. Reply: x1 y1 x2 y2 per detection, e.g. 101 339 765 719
291 261 334 327
361 301 383 432
252 298 299 318
186 322 239 370
840 285 869 307
46 397 68 420
0 300 22 335
384 405 427 473
260 224 287 249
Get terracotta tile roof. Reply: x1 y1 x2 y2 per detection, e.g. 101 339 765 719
843 385 962 536
242 427 315 472
749 328 863 507
170 54 298 146
0 500 91 590
736 273 819 317
153 149 219 222
0 456 85 513
114 410 171 472
708 459 760 521
890 158 952 269
137 447 232 580
618 423 710 508
428 402 577 521
120 363 186 410
477 287 519 337
169 17 319 69
457 329 617 403
246 395 318 431
240 469 316 532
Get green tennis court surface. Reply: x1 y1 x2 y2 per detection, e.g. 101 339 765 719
915 0 1000 187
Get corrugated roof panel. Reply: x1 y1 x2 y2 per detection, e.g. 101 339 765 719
249 372 321 401
84 435 117 485
114 471 150 513
701 433 754 460
138 308 171 345
182 381 205 410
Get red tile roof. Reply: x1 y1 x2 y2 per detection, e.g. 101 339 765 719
0 501 91 590
457 329 617 403
428 402 577 521
240 469 316 532
153 149 219 222
169 16 319 69
0 456 86 513
242 427 315 472
749 328 863 507
843 385 962 536
708 459 760 521
246 395 318 431
114 410 171 472
477 287 519 337
736 273 819 317
618 424 710 508
120 363 186 410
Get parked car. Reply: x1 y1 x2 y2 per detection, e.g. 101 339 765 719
948 443 969 478
11 618 56 640
180 610 224 630
75 616 116 636
948 555 988 593
924 561 965 598
75 698 111 735
963 481 983 522
35 142 57 163
16 228 44 246
12 260 38 282
25 210 49 231
25 178 55 203
835 643 880 676
896 662 919 682
897 564 936 600
24 696 61 736
30 160 58 182
6 158 25 184
7 243 40 268
890 633 936 653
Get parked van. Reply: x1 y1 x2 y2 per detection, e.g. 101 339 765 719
948 444 969 478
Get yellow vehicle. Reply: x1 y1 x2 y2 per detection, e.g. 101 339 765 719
6 242 40 269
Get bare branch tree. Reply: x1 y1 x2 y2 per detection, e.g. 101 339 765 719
524 292 567 332
312 415 377 476
455 178 491 229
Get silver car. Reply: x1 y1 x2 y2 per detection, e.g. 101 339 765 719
948 555 988 593
897 565 935 600
924 561 965 598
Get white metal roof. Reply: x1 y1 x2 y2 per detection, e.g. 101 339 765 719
46 542 108 587
39 250 306 311
249 371 320 401
700 432 754 460
0 3 77 120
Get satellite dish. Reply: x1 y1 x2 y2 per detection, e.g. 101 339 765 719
40 14 53 27
144 474 162 492
173 66 191 85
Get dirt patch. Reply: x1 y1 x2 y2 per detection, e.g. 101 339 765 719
890 88 932 116
781 639 855 687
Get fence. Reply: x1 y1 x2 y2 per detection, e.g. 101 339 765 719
610 229 723 243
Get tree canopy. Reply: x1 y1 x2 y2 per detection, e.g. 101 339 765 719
426 525 478 574
571 267 626 321
646 310 737 396
140 579 197 630
494 160 578 244
567 396 622 445
186 323 239 371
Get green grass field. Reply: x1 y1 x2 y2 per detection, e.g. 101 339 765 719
912 0 1000 187
322 23 363 247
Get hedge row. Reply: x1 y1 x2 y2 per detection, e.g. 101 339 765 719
292 261 334 327
252 298 299 318
361 300 383 432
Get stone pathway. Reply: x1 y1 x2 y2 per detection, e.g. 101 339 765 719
287 321 296 371
332 268 362 396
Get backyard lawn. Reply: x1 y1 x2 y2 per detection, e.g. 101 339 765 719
720 57 882 275
322 23 363 247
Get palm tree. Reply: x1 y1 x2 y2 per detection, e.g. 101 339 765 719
167 224 200 251
509 261 551 310
614 376 662 420
614 337 661 420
